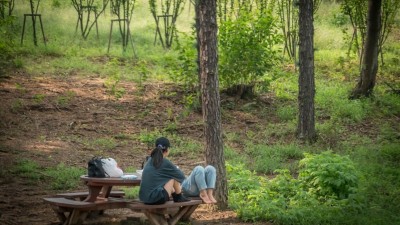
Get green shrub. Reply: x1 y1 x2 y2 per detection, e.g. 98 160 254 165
227 164 360 225
0 16 17 75
219 9 281 90
331 12 349 27
299 151 360 200
168 31 198 89
227 163 264 193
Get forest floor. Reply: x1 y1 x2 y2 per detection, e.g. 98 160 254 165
0 68 272 225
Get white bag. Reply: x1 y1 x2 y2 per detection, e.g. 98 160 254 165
101 158 124 177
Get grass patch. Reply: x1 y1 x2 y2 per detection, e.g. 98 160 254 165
122 186 140 199
276 104 297 122
13 159 43 181
168 136 202 158
45 164 85 190
137 129 164 149
225 146 248 165
245 143 305 174
261 122 297 143
13 160 84 190
315 82 372 123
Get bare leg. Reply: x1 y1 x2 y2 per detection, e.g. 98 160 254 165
164 179 184 196
206 189 217 203
163 179 174 197
172 179 183 194
166 180 189 202
199 189 213 204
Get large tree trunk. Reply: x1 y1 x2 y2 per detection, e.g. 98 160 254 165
198 0 228 209
350 0 381 99
297 0 316 143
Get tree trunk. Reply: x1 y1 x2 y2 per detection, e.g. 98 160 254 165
297 0 316 143
350 0 381 99
198 0 228 209
193 0 202 111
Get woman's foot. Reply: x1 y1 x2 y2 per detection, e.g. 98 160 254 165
208 194 217 204
200 191 213 204
206 189 217 203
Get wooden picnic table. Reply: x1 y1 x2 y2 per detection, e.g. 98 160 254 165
44 173 203 225
80 173 141 202
44 173 141 225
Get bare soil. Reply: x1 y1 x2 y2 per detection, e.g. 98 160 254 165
0 70 271 225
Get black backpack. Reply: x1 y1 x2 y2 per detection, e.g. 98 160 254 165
87 157 108 177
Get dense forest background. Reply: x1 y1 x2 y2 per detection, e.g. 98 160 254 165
0 0 399 225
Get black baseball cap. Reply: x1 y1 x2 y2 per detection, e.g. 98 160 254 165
155 137 171 150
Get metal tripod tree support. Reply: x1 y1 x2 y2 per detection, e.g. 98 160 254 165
107 0 136 56
153 14 172 49
0 0 14 19
72 0 110 40
20 0 46 46
149 0 185 49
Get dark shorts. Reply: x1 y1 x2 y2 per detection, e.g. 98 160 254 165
146 188 169 205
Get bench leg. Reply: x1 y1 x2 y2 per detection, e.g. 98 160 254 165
168 206 191 225
68 209 79 225
66 209 88 225
144 211 168 225
143 205 195 225
50 206 68 224
181 205 199 221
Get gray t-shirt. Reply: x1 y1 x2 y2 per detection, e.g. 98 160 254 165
139 157 185 204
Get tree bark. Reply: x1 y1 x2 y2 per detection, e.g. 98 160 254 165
198 0 228 209
193 0 202 111
350 0 382 99
297 0 316 143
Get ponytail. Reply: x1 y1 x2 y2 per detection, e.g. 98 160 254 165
150 146 164 169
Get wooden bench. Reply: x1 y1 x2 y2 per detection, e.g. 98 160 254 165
44 195 203 225
54 190 125 201
128 199 203 225
43 197 130 225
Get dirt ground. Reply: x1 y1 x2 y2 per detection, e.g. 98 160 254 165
0 70 270 225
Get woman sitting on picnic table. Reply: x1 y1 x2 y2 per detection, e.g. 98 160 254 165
139 137 217 205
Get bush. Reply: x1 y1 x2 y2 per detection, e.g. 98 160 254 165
299 151 360 200
227 163 362 225
0 16 17 76
219 9 281 91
